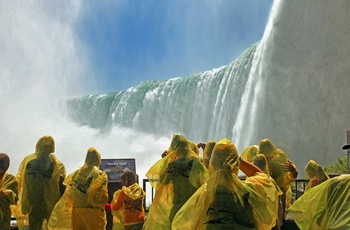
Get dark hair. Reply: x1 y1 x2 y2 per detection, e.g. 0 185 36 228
121 170 136 187
0 153 9 179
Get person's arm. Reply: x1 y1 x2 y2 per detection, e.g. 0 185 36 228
197 143 206 150
105 203 112 211
111 191 126 211
239 158 263 177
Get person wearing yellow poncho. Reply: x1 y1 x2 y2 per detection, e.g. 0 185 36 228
18 135 66 230
251 154 283 230
12 137 53 229
241 146 284 229
111 170 145 230
0 153 18 230
289 174 350 229
143 134 208 229
172 138 281 230
48 147 108 230
304 159 329 191
257 138 298 219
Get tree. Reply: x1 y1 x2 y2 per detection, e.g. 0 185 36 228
324 156 348 174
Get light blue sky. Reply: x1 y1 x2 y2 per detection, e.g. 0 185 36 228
77 1 273 94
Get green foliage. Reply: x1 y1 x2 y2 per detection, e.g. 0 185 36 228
324 156 348 174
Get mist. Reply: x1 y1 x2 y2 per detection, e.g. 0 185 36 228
0 1 170 181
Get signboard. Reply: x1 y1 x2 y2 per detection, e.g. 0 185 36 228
100 158 136 182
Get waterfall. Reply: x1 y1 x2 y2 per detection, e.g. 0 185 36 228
66 43 258 145
66 0 350 176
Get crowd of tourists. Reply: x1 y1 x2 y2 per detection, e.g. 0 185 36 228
1 134 349 229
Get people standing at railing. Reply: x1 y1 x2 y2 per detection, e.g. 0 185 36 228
143 133 208 229
172 138 281 230
304 159 329 191
110 170 145 230
48 147 108 230
257 138 298 220
0 153 18 230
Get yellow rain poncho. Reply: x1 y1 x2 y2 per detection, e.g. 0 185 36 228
172 139 280 230
252 154 283 229
304 159 329 191
12 137 42 229
289 174 350 229
48 147 108 230
0 153 18 230
258 138 297 218
143 134 208 229
13 137 67 229
16 136 66 230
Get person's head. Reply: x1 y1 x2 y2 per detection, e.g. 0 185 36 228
85 147 101 167
35 137 43 152
305 160 321 179
209 138 239 175
258 138 278 160
169 133 192 158
121 170 136 187
240 145 259 162
0 153 10 178
253 154 270 176
38 135 55 156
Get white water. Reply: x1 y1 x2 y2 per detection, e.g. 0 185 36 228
0 1 170 182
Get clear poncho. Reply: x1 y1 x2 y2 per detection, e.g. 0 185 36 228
289 174 350 229
48 147 108 230
172 139 280 230
143 134 208 229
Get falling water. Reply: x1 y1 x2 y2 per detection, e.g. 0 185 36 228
67 0 350 176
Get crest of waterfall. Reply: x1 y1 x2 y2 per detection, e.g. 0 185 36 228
66 43 258 144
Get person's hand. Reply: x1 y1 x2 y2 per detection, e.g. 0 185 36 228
105 203 112 211
197 143 206 149
0 189 11 198
223 154 240 172
283 159 298 178
161 150 168 158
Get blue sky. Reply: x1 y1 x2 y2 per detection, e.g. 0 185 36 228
76 1 273 94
